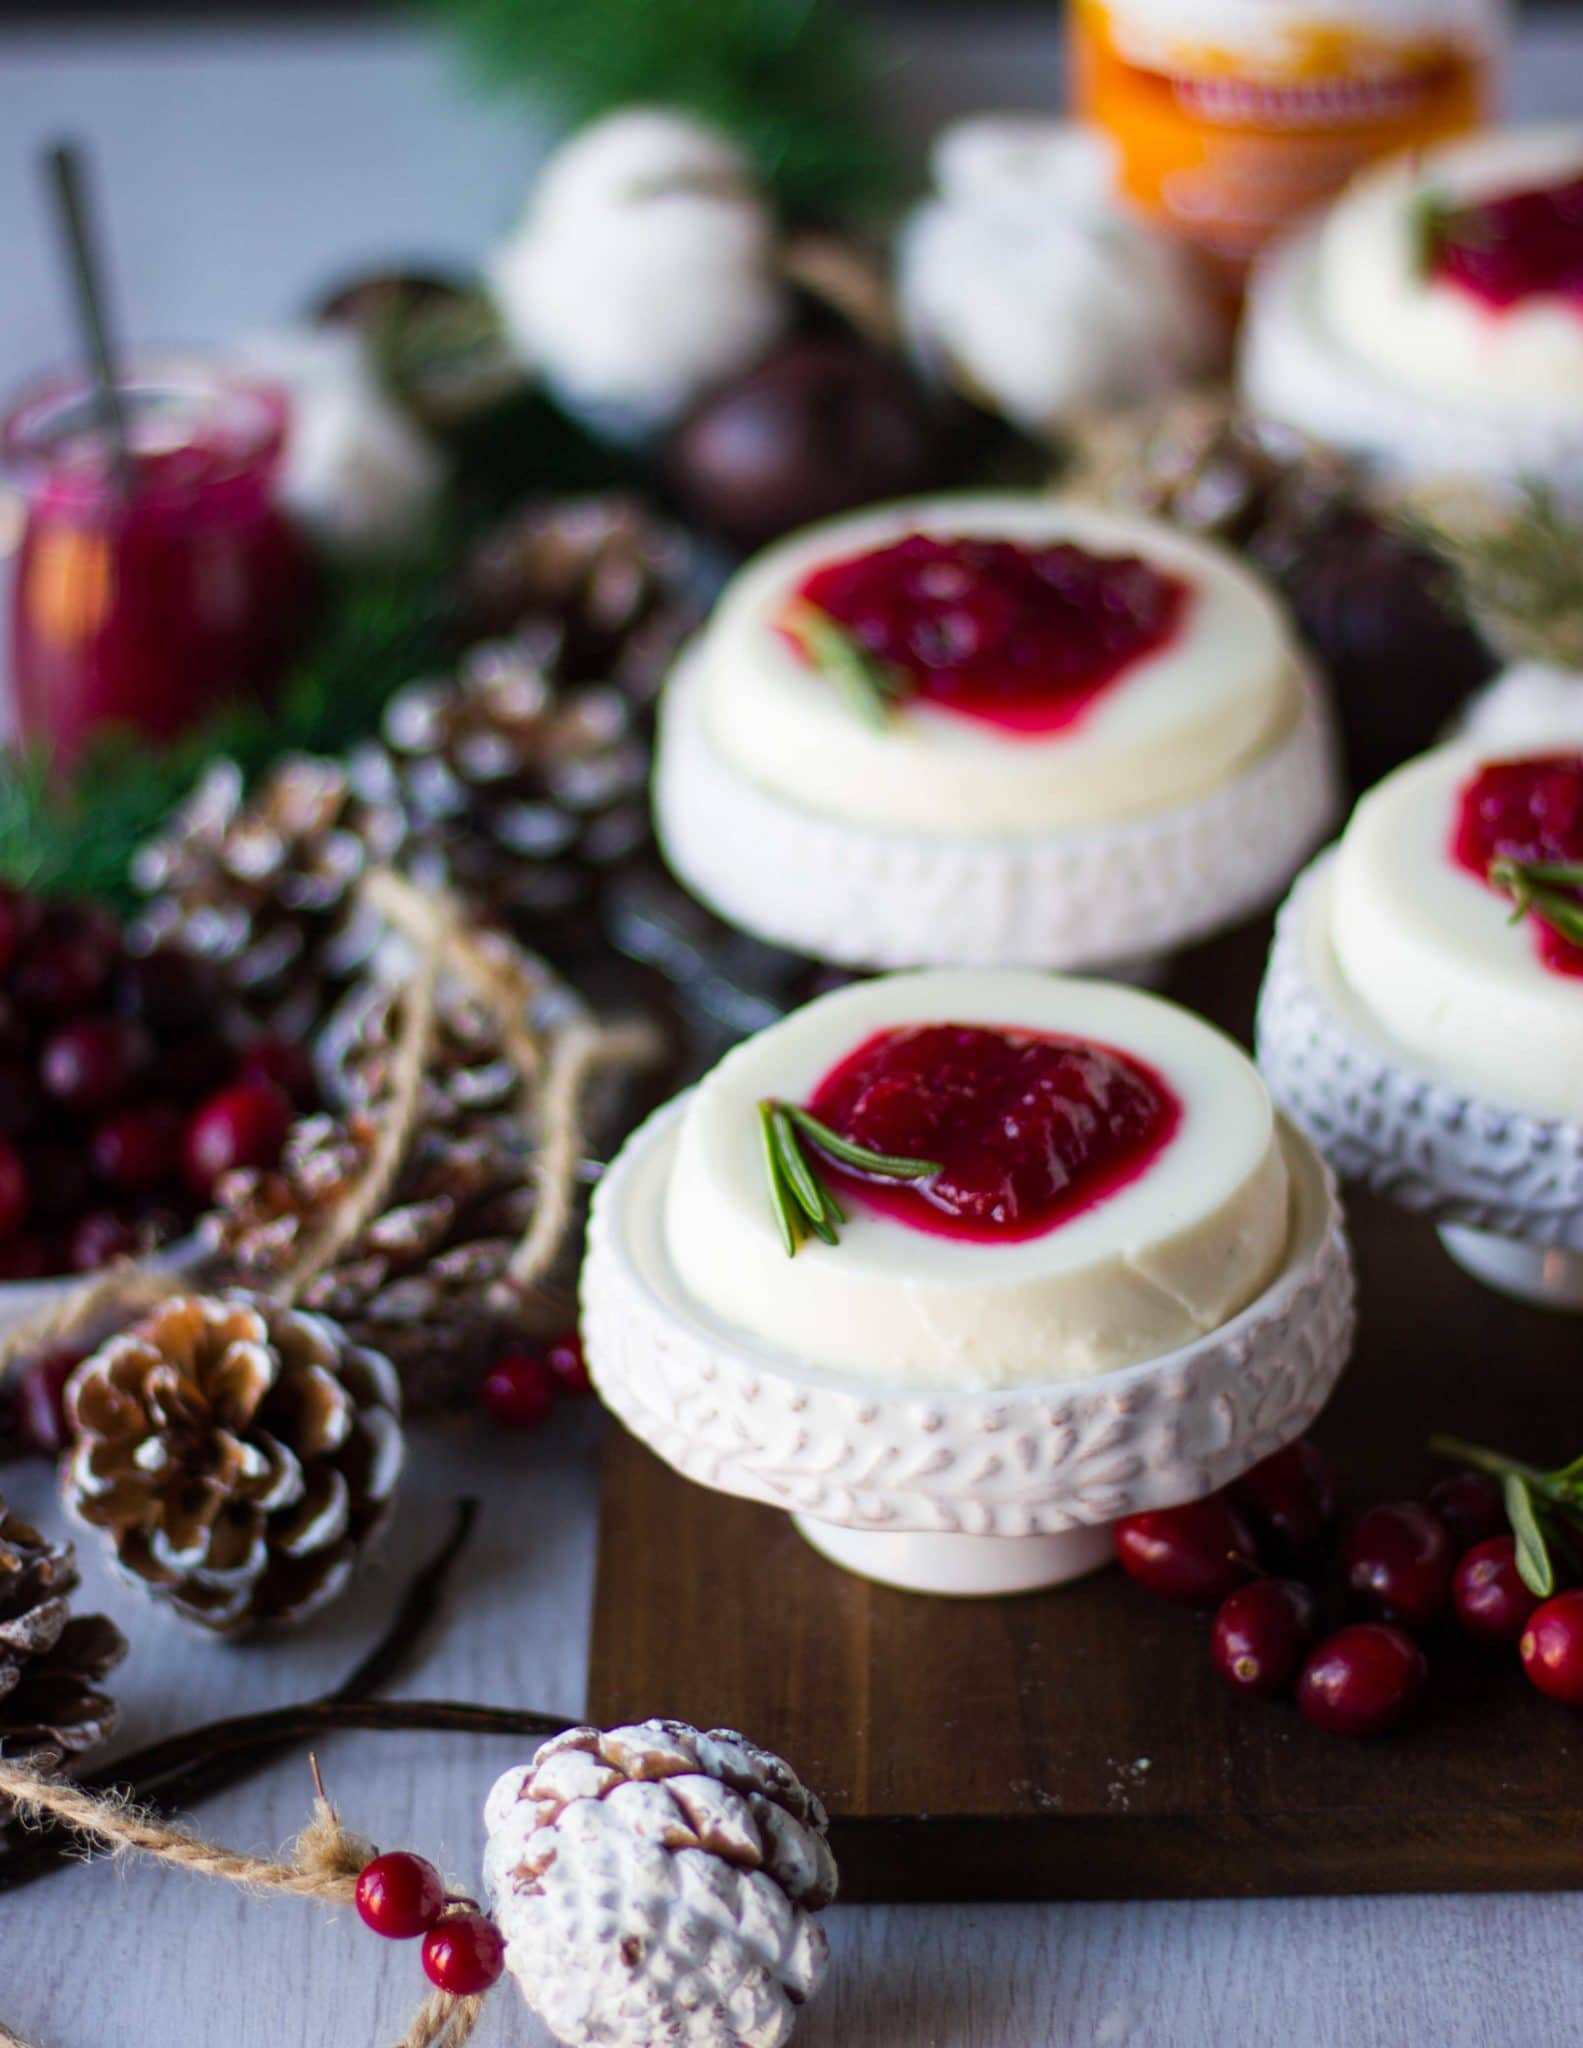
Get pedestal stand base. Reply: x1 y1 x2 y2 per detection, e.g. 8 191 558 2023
792 1515 1115 1596
1438 1225 1583 1312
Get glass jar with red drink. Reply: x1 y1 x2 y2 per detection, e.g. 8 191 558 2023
3 359 312 765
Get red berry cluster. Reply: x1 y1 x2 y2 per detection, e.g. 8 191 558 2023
0 884 311 1295
480 1332 593 1429
355 1851 506 1996
1115 1443 1583 1736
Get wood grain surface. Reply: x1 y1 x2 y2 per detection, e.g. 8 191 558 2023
589 924 1583 1904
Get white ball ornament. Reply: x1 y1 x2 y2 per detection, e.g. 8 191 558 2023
489 110 791 438
484 1720 837 2048
897 117 1218 437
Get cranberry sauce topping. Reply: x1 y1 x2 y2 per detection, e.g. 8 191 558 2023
1428 172 1583 313
786 533 1190 736
804 1022 1181 1244
1453 753 1583 977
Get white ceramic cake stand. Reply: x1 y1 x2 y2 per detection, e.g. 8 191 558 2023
580 1096 1355 1597
1257 853 1583 1310
653 652 1339 983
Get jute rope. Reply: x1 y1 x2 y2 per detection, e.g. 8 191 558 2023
0 1760 488 2048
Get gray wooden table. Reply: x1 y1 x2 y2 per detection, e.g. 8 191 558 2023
1 16 1582 2046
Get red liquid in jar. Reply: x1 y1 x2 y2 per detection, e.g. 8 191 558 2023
787 533 1189 736
1430 172 1583 312
1452 752 1583 977
805 1021 1181 1243
5 367 312 766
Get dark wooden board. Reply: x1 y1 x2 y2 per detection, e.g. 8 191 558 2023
587 921 1583 1903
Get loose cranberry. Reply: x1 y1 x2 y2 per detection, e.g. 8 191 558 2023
355 1852 446 1939
15 1348 85 1455
0 1137 29 1239
92 1103 186 1191
0 1234 54 1282
546 1332 592 1397
481 1352 558 1431
41 1017 153 1113
1211 1578 1319 1698
67 1210 141 1273
421 1911 506 1995
1297 1623 1428 1737
1427 1470 1508 1556
116 947 218 1031
1344 1502 1453 1628
0 886 40 975
1520 1590 1583 1706
183 1080 293 1197
237 1036 317 1108
1453 1535 1540 1647
1114 1496 1259 1605
14 910 118 1014
0 1063 43 1140
1228 1439 1336 1566
24 1141 93 1223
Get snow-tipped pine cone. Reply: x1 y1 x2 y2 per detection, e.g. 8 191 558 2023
484 1720 837 2048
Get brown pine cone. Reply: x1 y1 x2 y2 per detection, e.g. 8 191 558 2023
0 1505 125 1822
131 754 408 1038
62 1293 403 1636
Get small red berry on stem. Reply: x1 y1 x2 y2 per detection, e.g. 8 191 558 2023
1297 1623 1427 1737
481 1351 558 1430
1114 1496 1259 1605
1453 1536 1540 1647
1211 1578 1318 1698
1520 1590 1583 1706
1344 1502 1452 1628
356 1851 447 1940
421 1910 506 1995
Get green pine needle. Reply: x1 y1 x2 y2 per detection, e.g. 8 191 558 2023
759 1096 939 1257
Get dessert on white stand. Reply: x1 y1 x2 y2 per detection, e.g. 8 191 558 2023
1240 125 1583 494
582 969 1354 1595
654 494 1338 977
1258 737 1583 1306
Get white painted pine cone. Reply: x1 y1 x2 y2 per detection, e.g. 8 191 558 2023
484 1720 837 2048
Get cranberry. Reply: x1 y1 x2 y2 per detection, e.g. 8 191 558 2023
546 1332 592 1397
92 1104 186 1191
806 1023 1178 1242
1297 1624 1428 1737
237 1036 317 1108
0 1137 29 1239
0 886 40 975
421 1911 505 1995
116 946 218 1031
1453 1535 1540 1647
0 1063 44 1140
1114 1496 1258 1605
41 1017 152 1113
1344 1502 1453 1628
14 909 118 1014
0 1234 54 1282
1520 1590 1583 1706
1427 1470 1507 1556
15 1348 85 1455
1211 1578 1319 1698
481 1352 558 1431
355 1852 446 1939
24 1141 94 1222
183 1080 293 1196
1228 1439 1336 1565
67 1210 141 1273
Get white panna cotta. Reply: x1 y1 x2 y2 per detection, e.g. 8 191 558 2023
1327 740 1583 1119
1242 125 1583 487
689 494 1305 835
664 969 1291 1389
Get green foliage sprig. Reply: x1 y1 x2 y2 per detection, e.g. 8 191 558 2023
1431 1434 1583 1598
758 1098 939 1257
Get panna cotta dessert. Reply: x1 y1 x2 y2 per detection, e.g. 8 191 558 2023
1241 126 1583 492
1258 738 1583 1304
583 969 1355 1593
654 494 1336 972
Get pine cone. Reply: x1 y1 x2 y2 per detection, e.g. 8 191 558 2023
484 1720 837 2048
0 1506 125 1823
62 1293 403 1636
132 755 407 1038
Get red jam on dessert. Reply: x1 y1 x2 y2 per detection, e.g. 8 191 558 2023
804 1021 1181 1242
786 534 1189 736
1453 752 1583 977
1428 172 1583 312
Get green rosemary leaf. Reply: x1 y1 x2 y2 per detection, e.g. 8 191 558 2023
770 1108 839 1246
1489 859 1583 948
780 1103 941 1180
1516 861 1583 888
1504 1473 1556 1600
787 605 910 731
758 1101 804 1258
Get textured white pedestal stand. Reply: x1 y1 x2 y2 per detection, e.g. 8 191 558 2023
654 653 1339 984
581 1097 1355 1597
1257 854 1583 1312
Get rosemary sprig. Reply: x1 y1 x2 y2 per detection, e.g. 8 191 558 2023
1489 857 1583 950
1430 1434 1583 1598
786 604 912 731
758 1098 939 1257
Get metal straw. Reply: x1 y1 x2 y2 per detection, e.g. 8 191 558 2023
42 139 133 493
